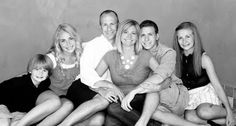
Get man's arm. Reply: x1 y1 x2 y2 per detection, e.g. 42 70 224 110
134 49 176 94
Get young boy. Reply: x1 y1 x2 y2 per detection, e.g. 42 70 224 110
0 54 60 126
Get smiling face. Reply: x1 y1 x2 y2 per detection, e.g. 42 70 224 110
58 31 76 54
100 13 118 42
140 26 158 50
31 67 48 85
177 28 194 52
121 25 138 48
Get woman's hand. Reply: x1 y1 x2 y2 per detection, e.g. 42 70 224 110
121 91 137 112
226 110 235 126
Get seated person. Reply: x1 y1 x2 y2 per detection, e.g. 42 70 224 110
0 54 60 126
95 19 161 126
173 21 234 126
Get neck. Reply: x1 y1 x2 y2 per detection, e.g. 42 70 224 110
62 51 74 57
184 47 194 56
122 46 135 56
108 39 116 47
149 41 159 52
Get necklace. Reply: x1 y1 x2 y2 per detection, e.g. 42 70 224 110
120 55 135 69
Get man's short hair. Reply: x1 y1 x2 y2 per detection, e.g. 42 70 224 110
140 20 159 34
99 10 119 26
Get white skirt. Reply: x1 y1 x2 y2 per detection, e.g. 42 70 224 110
185 84 221 110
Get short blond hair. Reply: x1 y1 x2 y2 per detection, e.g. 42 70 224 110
116 19 142 54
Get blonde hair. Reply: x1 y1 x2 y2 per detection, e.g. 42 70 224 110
49 23 82 64
27 54 53 76
173 22 204 77
116 19 142 54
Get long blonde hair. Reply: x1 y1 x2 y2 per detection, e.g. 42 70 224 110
173 22 204 77
49 23 82 65
116 19 142 55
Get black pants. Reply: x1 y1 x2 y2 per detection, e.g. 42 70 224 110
105 94 161 126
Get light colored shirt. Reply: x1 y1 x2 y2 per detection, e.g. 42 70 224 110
80 35 114 88
141 42 182 92
151 43 176 79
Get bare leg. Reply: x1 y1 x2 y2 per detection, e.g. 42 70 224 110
16 90 61 126
37 98 74 126
59 95 109 126
152 109 206 126
196 103 227 125
0 105 11 126
135 92 159 126
87 112 105 126
74 112 105 126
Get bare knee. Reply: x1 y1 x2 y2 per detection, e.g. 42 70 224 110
88 112 105 126
61 98 74 112
185 110 199 123
196 103 223 120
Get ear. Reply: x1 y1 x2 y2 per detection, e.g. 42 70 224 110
156 34 160 41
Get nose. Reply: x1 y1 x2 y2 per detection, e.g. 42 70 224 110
107 25 112 31
144 36 149 41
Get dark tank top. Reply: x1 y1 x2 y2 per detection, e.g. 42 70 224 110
181 54 210 90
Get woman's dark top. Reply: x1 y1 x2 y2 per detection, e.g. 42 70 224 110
181 54 210 90
0 73 50 112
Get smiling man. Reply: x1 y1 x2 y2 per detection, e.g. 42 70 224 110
62 10 120 126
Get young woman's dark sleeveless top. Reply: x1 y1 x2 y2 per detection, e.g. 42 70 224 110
181 53 210 90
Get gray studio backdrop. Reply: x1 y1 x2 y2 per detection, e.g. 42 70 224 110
0 0 236 87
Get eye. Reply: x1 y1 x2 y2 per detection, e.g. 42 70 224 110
59 39 66 43
186 35 191 39
69 37 74 41
178 37 183 41
123 30 128 34
140 34 145 37
132 32 137 35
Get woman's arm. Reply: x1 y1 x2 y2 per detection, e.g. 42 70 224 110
95 57 124 101
94 59 114 89
202 54 233 118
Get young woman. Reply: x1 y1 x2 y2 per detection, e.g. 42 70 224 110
0 54 60 126
38 23 82 126
173 21 234 126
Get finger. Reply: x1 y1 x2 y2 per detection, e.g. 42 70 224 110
122 100 130 112
121 100 127 111
127 102 132 111
106 96 113 103
110 96 118 103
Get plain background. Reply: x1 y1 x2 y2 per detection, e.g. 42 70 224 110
0 0 235 87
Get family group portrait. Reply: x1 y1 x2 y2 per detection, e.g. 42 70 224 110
0 0 235 126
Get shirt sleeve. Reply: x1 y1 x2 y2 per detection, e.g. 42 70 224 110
80 43 103 88
46 53 57 68
154 49 176 80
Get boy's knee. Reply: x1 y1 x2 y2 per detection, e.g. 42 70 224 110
107 103 122 116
